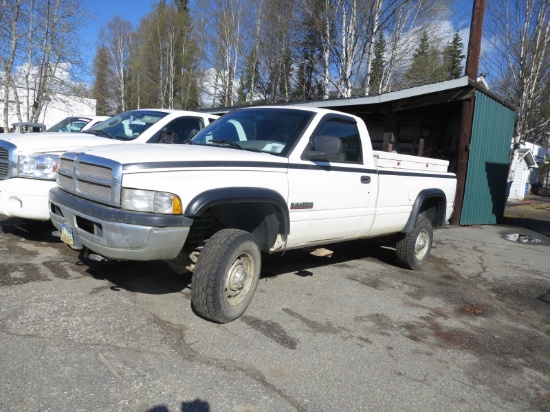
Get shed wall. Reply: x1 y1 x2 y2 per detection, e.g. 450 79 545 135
460 92 516 224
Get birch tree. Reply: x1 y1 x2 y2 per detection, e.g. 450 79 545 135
98 16 132 112
0 0 24 130
484 0 550 146
363 0 383 95
195 0 245 107
1 0 88 128
333 0 363 97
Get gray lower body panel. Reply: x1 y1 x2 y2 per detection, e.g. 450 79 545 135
49 188 191 261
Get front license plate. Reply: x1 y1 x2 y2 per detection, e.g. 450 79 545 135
60 222 75 248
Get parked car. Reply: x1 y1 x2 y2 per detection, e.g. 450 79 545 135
0 108 219 221
46 116 110 133
11 122 46 133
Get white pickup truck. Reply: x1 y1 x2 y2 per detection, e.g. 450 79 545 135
0 109 218 220
49 106 456 323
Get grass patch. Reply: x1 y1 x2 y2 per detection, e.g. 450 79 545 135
532 203 550 211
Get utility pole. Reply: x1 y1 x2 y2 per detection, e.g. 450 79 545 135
450 0 486 225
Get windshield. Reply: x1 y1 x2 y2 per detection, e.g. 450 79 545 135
46 117 92 133
191 108 314 156
86 110 168 141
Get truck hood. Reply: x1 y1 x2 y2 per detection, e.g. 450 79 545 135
73 143 289 167
1 132 123 154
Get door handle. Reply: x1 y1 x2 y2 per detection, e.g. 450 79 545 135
361 176 371 184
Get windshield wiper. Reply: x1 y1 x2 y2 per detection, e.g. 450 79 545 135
84 129 118 139
211 139 245 150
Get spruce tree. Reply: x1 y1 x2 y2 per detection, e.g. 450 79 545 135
292 13 323 101
237 50 260 104
405 30 445 87
444 32 465 80
369 31 386 95
92 47 112 115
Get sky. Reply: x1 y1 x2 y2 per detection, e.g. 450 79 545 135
78 0 155 66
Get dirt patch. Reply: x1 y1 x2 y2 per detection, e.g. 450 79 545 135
503 195 550 237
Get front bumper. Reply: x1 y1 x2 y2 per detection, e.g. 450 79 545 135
0 178 55 221
49 187 192 261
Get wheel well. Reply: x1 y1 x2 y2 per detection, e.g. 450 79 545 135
186 202 284 252
402 189 447 233
418 197 444 228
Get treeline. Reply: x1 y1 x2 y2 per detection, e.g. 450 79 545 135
93 0 465 114
2 0 549 145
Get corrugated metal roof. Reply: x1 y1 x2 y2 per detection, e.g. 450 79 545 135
201 76 516 115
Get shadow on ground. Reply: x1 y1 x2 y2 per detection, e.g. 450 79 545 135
502 194 550 237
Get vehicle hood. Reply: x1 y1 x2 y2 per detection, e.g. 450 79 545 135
72 143 289 168
1 132 123 154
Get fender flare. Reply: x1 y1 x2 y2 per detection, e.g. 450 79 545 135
402 189 447 233
185 187 290 235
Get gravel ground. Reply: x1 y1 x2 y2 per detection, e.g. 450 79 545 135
0 201 549 411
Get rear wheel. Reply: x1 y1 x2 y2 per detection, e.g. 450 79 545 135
395 217 433 269
191 229 261 323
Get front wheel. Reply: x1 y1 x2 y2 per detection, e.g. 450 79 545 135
191 229 261 323
395 217 433 269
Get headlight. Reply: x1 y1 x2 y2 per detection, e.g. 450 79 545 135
122 188 183 214
18 154 59 180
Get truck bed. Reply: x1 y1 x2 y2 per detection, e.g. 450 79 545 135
373 151 450 173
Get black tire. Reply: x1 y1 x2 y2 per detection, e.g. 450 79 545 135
395 217 433 270
191 229 261 323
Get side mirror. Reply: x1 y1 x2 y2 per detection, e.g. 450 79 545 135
303 135 343 160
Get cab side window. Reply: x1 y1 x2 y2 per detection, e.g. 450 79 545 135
150 117 205 144
310 119 362 163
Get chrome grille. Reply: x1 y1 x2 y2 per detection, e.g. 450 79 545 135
56 152 122 207
57 173 74 191
77 162 113 180
0 142 16 179
76 180 112 202
58 158 74 174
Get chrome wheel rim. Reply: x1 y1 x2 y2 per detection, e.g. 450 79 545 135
415 229 430 261
224 252 254 306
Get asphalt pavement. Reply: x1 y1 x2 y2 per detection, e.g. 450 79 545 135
0 204 549 411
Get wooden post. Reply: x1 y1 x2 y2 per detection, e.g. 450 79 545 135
451 98 474 225
451 0 485 225
417 138 425 156
383 103 395 152
464 0 486 80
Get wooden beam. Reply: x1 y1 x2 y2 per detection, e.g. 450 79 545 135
383 103 395 152
450 97 475 225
